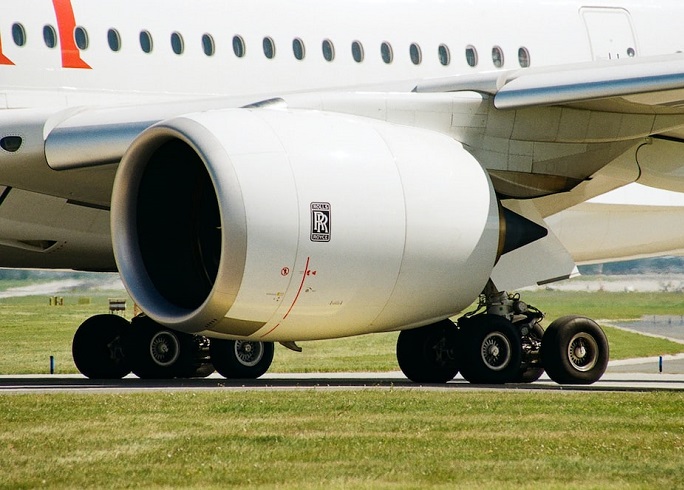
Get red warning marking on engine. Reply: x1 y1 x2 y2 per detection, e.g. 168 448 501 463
0 36 14 65
306 270 317 276
260 257 312 338
281 267 290 276
52 0 92 69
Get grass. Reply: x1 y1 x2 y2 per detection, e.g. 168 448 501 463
2 282 684 488
1 391 683 489
1 288 684 374
523 290 684 320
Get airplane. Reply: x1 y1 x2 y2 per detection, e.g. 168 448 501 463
3 0 684 385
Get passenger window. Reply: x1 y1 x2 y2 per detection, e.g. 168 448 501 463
352 41 364 62
171 32 184 55
74 26 89 50
232 35 245 57
465 45 478 67
108 29 121 52
438 44 450 66
12 23 26 47
381 42 393 64
263 37 275 59
43 25 57 48
410 43 422 65
202 34 215 56
322 39 335 61
292 38 305 60
518 47 530 68
492 46 504 68
140 30 153 53
627 47 636 57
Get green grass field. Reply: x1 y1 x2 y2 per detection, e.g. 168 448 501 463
1 287 684 374
1 391 683 489
2 282 684 488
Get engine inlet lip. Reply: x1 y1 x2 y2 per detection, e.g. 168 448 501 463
111 118 248 333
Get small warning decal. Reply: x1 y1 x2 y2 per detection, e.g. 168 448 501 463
310 202 331 242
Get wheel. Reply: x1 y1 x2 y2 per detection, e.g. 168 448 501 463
125 316 196 379
192 363 215 378
515 365 545 383
396 320 459 383
72 314 131 379
541 316 609 385
210 339 274 379
458 314 522 384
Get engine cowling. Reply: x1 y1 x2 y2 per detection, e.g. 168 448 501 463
111 109 500 341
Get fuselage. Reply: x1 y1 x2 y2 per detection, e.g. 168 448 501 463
0 0 682 107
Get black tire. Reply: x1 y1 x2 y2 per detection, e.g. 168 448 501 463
541 315 609 385
515 366 545 383
125 316 196 379
192 363 215 378
72 314 131 379
210 339 274 379
396 320 459 383
458 314 522 384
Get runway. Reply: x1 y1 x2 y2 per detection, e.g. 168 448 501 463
2 366 684 394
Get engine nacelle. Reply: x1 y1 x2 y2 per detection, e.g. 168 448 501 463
111 109 500 341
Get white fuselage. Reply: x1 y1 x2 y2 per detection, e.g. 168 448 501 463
0 0 682 107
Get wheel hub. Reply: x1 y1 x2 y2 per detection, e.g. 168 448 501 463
149 331 180 367
567 333 598 372
235 341 264 367
481 332 512 371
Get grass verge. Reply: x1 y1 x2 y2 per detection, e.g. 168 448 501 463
1 391 683 489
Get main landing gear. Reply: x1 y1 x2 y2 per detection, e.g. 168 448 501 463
72 314 274 380
396 285 609 385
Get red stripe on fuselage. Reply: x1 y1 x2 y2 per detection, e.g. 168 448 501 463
0 36 15 65
52 0 91 69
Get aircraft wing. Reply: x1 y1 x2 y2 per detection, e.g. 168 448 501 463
415 53 684 115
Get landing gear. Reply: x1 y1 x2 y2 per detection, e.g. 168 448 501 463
209 339 274 379
72 314 131 379
72 311 275 380
395 282 609 386
396 319 460 383
541 316 609 384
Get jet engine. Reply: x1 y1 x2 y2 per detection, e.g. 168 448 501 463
111 109 501 341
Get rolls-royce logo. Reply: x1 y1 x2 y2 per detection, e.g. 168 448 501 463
310 202 331 242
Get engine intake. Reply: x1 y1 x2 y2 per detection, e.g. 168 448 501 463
112 109 501 341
